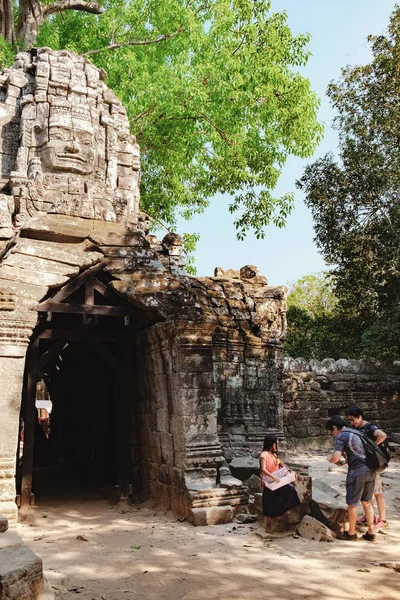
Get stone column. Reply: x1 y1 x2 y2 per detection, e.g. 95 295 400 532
172 323 248 525
0 347 28 526
0 296 35 527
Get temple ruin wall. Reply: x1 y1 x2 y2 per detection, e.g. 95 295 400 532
283 357 400 448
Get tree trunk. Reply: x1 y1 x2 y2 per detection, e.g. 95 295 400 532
16 0 43 48
0 0 16 44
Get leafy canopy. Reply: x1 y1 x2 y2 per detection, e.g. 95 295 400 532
35 0 323 239
296 7 400 358
285 273 355 360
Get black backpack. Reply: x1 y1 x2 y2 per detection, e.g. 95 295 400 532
347 428 388 472
364 422 391 464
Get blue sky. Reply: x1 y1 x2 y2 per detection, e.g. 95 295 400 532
176 0 398 286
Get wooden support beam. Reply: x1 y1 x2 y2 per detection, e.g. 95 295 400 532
85 281 95 306
37 329 133 342
35 263 105 307
38 341 69 370
35 302 131 316
91 277 108 296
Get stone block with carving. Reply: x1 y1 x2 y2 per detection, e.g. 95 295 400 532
0 48 141 233
297 515 336 542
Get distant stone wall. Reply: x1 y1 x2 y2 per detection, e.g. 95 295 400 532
283 358 400 448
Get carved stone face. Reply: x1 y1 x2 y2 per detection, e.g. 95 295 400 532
0 48 141 228
39 125 95 175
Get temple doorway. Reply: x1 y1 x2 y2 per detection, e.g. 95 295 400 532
17 265 157 508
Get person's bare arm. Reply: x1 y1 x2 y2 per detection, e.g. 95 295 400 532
373 428 387 445
329 450 343 464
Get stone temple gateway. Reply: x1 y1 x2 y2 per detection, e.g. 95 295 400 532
0 48 287 528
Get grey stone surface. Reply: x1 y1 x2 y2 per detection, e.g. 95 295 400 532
235 513 258 524
243 474 262 494
310 479 348 534
189 506 234 526
0 532 22 549
297 515 336 542
0 545 43 599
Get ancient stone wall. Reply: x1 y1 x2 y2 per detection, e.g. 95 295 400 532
188 270 287 460
283 358 400 448
131 324 187 513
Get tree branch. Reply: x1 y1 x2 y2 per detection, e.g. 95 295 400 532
43 0 103 18
82 24 184 57
231 34 246 56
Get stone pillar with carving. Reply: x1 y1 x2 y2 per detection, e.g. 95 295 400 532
171 323 247 525
0 294 35 526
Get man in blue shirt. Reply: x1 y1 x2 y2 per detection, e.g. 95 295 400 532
346 405 388 530
326 415 376 541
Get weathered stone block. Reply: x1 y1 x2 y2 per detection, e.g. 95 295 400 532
0 545 43 599
229 456 259 481
243 474 262 494
297 515 336 542
189 505 233 526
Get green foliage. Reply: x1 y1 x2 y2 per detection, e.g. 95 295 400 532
287 273 337 318
36 0 322 237
285 272 400 361
0 37 15 70
182 232 200 275
296 8 400 360
285 273 362 360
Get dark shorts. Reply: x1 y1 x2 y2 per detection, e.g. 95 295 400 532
346 470 376 506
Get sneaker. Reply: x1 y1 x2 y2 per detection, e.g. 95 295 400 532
357 515 376 525
362 531 376 542
338 531 358 541
374 519 388 530
357 515 367 524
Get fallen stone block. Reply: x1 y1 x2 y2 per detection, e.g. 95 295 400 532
189 505 233 526
229 456 259 481
311 479 348 534
235 513 258 524
0 545 43 599
243 474 262 494
264 506 304 533
297 515 336 542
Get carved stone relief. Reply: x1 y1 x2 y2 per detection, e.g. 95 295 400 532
0 48 141 238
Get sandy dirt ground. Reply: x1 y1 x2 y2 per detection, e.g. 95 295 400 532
18 452 400 600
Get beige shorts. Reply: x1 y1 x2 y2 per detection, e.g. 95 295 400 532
374 472 382 495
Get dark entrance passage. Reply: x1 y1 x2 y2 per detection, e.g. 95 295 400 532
17 265 157 508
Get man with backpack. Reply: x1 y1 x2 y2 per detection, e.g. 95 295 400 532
346 405 389 530
326 415 376 541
